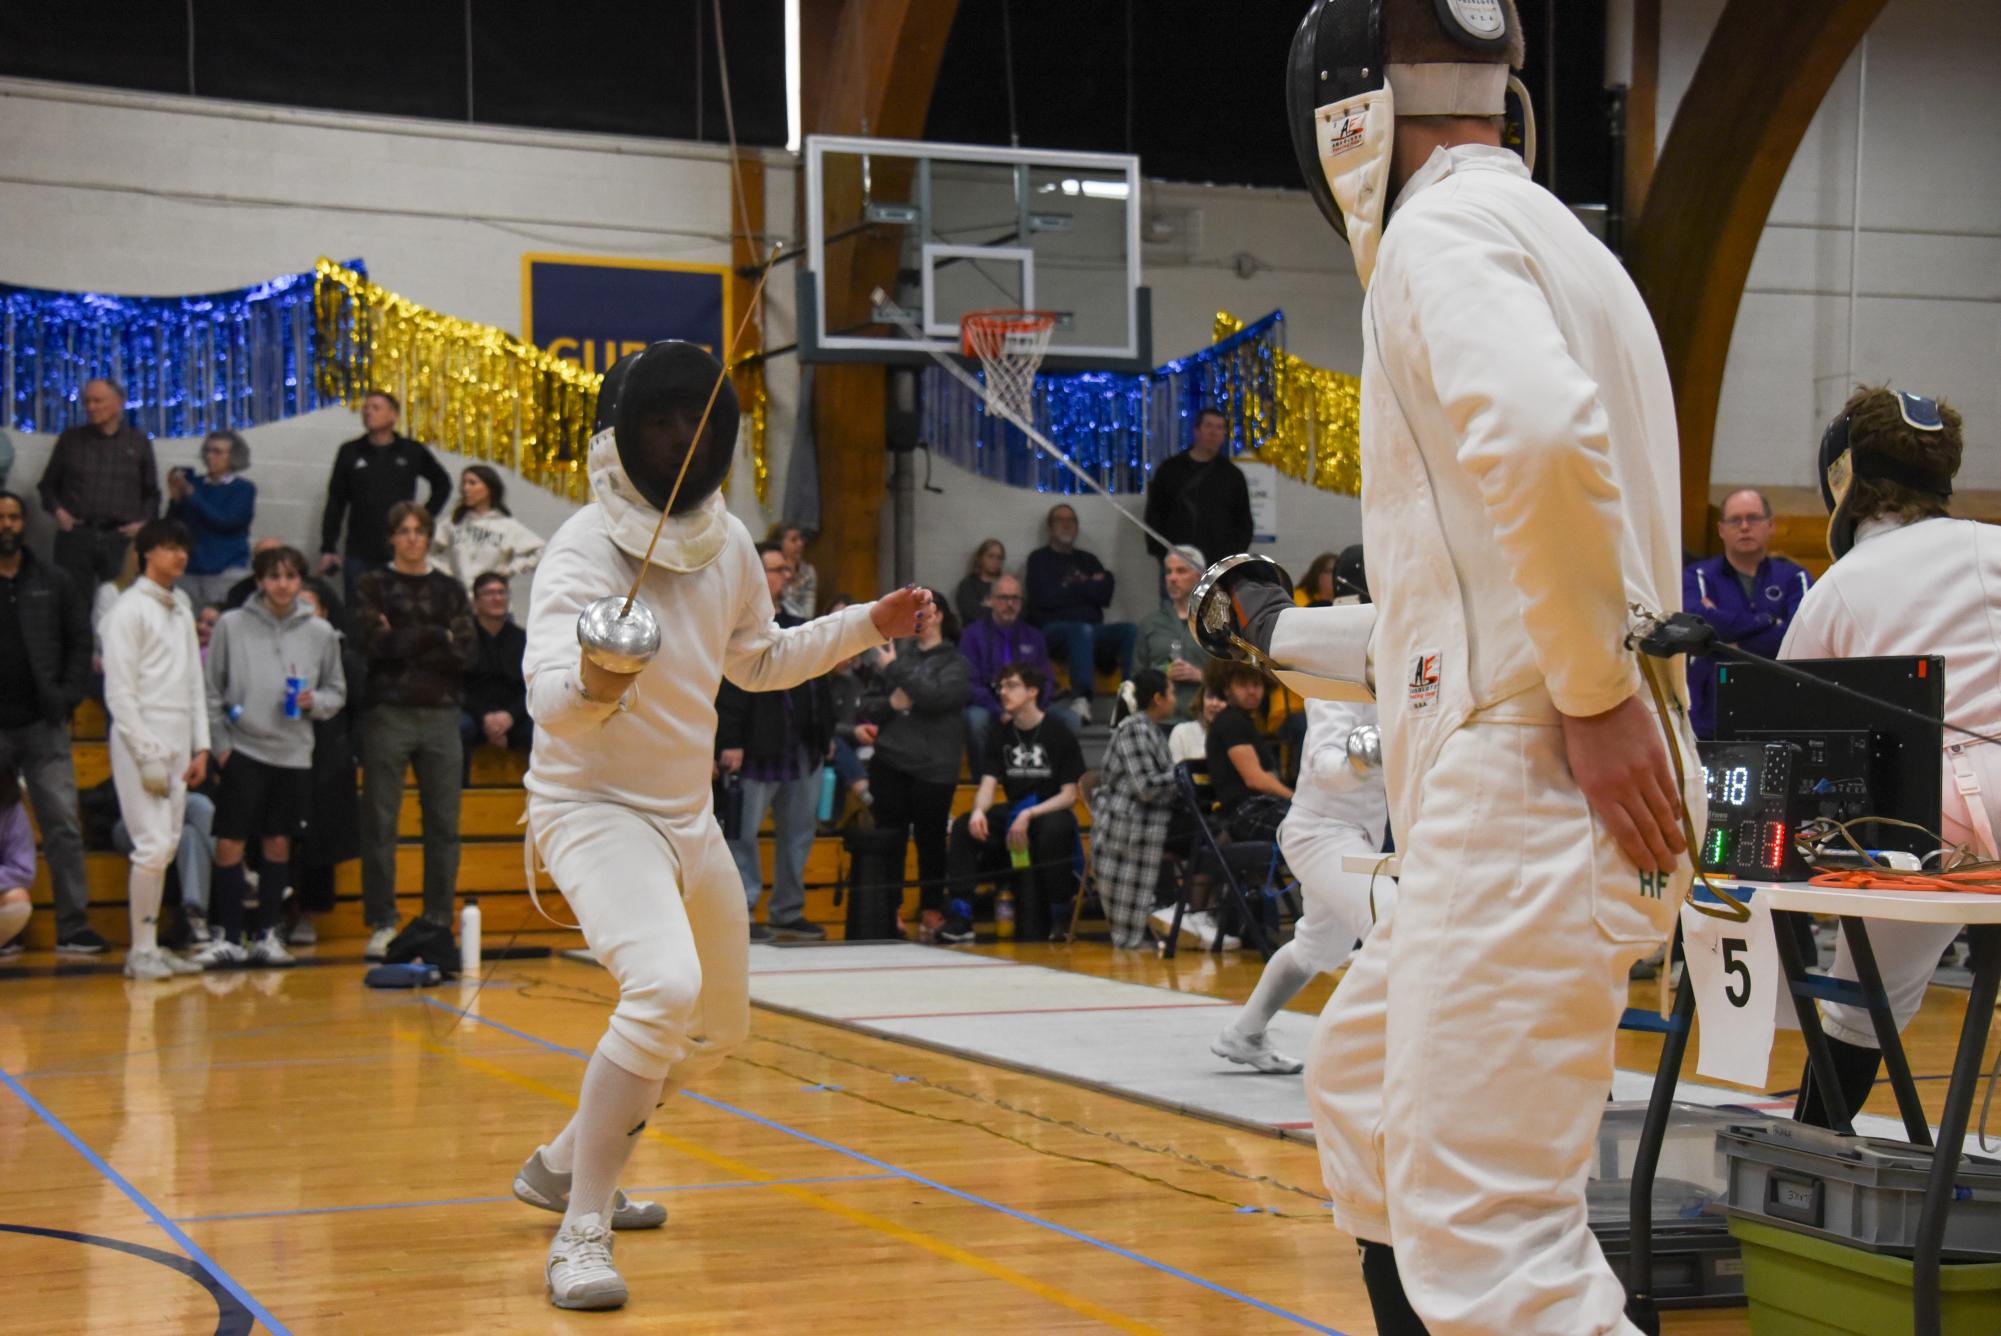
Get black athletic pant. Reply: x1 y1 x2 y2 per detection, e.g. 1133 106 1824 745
867 759 955 912
947 807 1079 941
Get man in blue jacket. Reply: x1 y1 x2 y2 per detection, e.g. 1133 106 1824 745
1683 488 1813 736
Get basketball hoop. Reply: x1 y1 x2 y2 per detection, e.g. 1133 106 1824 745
960 309 1058 425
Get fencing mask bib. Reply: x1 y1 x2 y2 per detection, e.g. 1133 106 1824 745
1288 0 1527 287
596 340 738 516
1817 389 1950 559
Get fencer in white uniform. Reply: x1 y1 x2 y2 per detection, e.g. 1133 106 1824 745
510 343 926 1311
1245 4 1703 1331
100 519 210 982
1777 388 2001 1125
1212 695 1391 1074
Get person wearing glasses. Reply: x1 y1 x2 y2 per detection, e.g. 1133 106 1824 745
1682 487 1812 737
167 430 257 609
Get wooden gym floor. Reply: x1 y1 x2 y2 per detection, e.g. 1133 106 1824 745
14 928 1993 1333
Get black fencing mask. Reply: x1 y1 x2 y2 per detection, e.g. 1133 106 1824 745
596 341 738 515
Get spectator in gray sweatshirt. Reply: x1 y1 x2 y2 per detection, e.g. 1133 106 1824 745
191 544 346 967
859 591 967 943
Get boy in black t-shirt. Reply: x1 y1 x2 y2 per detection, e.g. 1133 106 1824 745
943 662 1084 943
1203 660 1291 841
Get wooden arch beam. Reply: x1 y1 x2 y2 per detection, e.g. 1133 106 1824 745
1627 0 1888 552
795 0 959 607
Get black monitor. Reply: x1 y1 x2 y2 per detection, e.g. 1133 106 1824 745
1714 655 1943 861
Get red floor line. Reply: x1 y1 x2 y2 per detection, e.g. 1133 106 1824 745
842 1000 1237 1022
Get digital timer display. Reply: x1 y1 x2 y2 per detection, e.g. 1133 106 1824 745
1703 764 1751 808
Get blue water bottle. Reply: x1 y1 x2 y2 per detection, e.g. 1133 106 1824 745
817 765 837 821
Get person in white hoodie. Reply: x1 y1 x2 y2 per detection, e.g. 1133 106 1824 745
507 342 929 1311
99 518 211 981
431 464 544 598
1215 4 1702 1331
193 544 346 969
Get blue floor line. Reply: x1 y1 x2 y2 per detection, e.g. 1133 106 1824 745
0 1064 292 1336
173 1173 899 1224
418 996 1348 1336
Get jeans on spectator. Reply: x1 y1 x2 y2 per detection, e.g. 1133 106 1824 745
729 754 818 927
867 758 955 913
947 806 1080 941
1041 620 1137 701
180 569 248 611
54 525 131 595
360 705 462 929
0 720 90 937
112 789 214 915
965 701 1077 770
830 736 867 792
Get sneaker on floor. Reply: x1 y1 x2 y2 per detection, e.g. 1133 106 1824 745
0 937 23 961
547 1214 627 1311
768 918 827 941
123 947 179 982
247 929 295 967
162 948 204 976
748 922 776 943
364 926 396 961
56 928 111 956
184 912 212 946
937 916 976 944
1212 1027 1304 1074
513 1147 667 1230
191 939 249 969
1068 695 1096 725
287 916 318 946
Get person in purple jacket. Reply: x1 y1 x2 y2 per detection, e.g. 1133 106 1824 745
956 572 1075 768
1682 487 1812 737
0 762 35 956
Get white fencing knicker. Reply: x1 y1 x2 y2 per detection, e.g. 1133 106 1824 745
1277 808 1395 976
1818 741 2001 1047
526 797 751 1088
1305 719 1695 1336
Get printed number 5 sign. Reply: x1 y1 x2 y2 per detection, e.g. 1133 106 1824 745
1679 896 1784 1087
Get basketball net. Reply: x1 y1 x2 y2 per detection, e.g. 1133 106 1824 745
961 309 1057 426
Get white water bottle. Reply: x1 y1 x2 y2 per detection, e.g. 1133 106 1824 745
460 897 482 975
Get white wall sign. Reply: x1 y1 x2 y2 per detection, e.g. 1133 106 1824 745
1242 461 1279 545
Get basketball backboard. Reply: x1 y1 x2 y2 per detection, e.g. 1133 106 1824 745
801 135 1149 373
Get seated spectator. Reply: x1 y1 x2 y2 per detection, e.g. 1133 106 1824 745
859 593 967 942
193 543 346 968
1090 670 1182 949
195 603 222 663
432 465 545 599
946 662 1085 943
288 584 365 946
168 430 256 608
1025 503 1135 723
717 543 833 943
1169 683 1228 764
1132 544 1211 719
355 501 475 959
955 538 1005 629
461 571 532 774
1203 660 1291 841
0 763 34 956
770 522 818 619
959 572 1074 767
1295 551 1340 607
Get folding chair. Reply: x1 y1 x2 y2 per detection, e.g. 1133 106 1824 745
1066 771 1106 942
1159 761 1279 961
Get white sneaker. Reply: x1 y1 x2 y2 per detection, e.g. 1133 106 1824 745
365 926 396 961
190 939 249 970
1068 696 1096 725
1212 1026 1304 1074
287 916 318 946
547 1214 627 1310
1183 911 1242 951
184 912 212 946
247 929 295 967
161 948 203 976
123 948 176 982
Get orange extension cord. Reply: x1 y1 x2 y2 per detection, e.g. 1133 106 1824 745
1809 868 2001 895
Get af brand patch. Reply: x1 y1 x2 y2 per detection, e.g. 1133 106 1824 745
1324 107 1369 159
1407 649 1441 712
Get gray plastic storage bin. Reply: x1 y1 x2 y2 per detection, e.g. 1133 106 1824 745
1719 1119 2001 1259
1590 1101 1765 1308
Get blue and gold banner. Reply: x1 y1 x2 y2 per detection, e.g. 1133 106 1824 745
521 254 729 375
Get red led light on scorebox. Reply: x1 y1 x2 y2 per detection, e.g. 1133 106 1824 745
1763 822 1787 869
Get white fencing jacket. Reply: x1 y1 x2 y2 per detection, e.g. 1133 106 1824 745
1290 698 1389 844
1278 145 1687 838
100 578 211 765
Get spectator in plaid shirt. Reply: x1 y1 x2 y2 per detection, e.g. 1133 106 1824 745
1088 669 1181 948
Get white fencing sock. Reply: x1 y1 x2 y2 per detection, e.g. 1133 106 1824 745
1231 940 1316 1038
561 1047 665 1230
0 897 29 943
128 864 167 953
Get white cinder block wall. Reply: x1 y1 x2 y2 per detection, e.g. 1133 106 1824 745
2 0 1993 620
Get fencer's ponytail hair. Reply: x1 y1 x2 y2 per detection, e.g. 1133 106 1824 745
1113 669 1169 726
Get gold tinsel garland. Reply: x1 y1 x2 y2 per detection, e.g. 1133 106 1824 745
312 258 768 506
1213 310 1362 497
